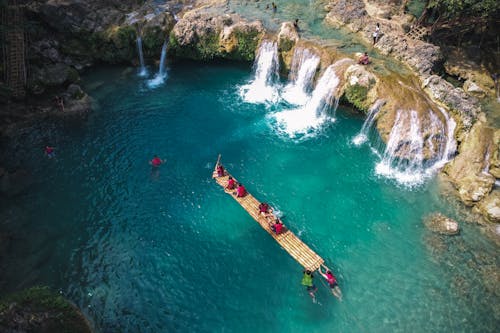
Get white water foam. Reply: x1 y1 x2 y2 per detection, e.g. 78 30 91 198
375 107 457 186
274 64 340 137
239 40 280 104
282 48 319 106
352 99 385 146
148 40 168 88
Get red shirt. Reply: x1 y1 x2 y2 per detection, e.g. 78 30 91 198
236 185 246 197
227 178 235 189
274 223 283 234
151 157 162 166
326 273 336 285
217 165 224 176
45 147 54 154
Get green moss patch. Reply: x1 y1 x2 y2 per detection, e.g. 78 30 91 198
344 84 369 112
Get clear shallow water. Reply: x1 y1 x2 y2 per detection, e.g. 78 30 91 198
0 63 498 332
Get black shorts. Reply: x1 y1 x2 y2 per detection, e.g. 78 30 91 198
306 285 316 291
329 282 338 289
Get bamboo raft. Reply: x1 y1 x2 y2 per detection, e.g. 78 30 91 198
212 157 325 272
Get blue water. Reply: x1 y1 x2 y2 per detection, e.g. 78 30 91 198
0 62 498 332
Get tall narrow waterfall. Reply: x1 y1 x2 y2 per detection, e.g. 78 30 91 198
282 48 320 106
274 63 340 137
352 99 385 146
147 40 169 88
240 40 280 104
137 36 147 77
375 107 456 186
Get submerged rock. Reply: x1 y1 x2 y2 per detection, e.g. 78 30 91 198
424 213 460 235
0 287 92 333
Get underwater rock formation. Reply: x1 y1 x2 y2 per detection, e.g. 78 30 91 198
0 287 92 333
424 213 460 235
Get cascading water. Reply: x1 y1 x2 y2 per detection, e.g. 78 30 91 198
375 107 456 186
282 48 320 106
274 63 340 137
352 99 385 146
147 40 169 88
137 36 147 77
239 40 280 104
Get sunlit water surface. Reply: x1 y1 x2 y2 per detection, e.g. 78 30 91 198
0 63 498 332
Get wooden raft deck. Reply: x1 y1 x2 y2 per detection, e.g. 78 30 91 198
213 171 324 272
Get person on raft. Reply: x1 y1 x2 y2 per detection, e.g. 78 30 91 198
216 164 225 177
258 202 273 219
149 155 165 167
236 183 247 197
319 266 342 300
271 217 284 235
226 176 236 190
301 270 318 301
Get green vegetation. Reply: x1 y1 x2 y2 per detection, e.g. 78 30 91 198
234 29 260 61
0 287 92 333
344 84 369 112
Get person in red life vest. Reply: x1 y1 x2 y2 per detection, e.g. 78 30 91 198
258 202 274 221
45 146 55 158
272 217 284 235
226 176 236 190
150 155 165 167
319 266 343 300
216 164 225 177
358 52 370 65
236 183 247 197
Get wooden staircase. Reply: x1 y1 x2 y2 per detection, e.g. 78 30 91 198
1 0 26 98
406 25 429 41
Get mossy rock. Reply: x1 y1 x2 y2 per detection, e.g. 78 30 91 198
344 84 369 112
143 26 167 57
169 31 220 61
232 29 260 61
0 286 92 333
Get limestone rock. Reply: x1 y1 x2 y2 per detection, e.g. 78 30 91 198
424 212 460 235
324 0 367 31
343 63 377 111
277 22 299 52
36 63 79 87
422 75 480 130
170 11 264 61
476 190 500 223
489 130 500 179
463 80 486 98
445 121 496 205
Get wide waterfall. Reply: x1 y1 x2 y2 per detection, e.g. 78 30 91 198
136 36 147 77
148 40 169 88
239 40 280 104
352 99 385 146
375 107 456 186
274 63 340 137
282 48 320 106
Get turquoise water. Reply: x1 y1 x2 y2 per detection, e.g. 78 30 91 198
0 62 498 332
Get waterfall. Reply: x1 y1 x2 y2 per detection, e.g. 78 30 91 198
137 36 147 77
352 99 385 146
375 107 456 186
147 40 169 88
274 64 340 137
239 40 280 104
282 48 320 106
375 110 425 185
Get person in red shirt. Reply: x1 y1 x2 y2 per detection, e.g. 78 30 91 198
150 155 165 167
236 183 247 197
319 266 342 300
45 146 55 158
216 164 225 177
272 217 284 235
226 176 236 190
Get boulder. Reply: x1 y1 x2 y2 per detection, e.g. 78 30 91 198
277 22 300 74
35 63 79 87
343 63 377 111
444 121 496 205
422 75 480 130
475 190 500 223
424 212 460 235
